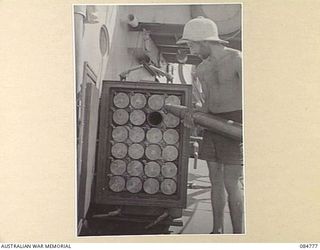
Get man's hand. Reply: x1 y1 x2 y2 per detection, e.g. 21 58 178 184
182 101 210 128
182 110 195 128
194 101 209 113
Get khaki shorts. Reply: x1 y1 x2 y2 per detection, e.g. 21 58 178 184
198 110 243 165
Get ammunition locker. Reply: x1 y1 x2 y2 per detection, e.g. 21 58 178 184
95 81 192 208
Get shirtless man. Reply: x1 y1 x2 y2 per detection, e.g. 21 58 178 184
177 16 243 234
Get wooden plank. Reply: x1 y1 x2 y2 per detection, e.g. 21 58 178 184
77 83 99 224
162 53 202 65
77 63 99 231
77 62 97 186
129 23 184 36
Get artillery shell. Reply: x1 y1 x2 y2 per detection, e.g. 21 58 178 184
130 93 146 109
143 178 160 194
113 109 129 125
112 126 128 142
165 95 181 106
163 129 179 144
148 94 165 111
113 92 130 108
109 176 126 192
162 145 179 161
163 113 180 128
128 143 144 159
129 126 145 143
111 143 127 159
146 128 162 144
127 160 143 176
110 159 126 175
145 144 162 160
126 177 142 193
161 179 177 195
161 162 178 178
130 109 146 126
144 161 161 177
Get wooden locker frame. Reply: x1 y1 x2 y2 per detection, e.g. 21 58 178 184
95 81 192 208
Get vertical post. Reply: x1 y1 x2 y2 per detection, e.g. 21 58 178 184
74 6 86 94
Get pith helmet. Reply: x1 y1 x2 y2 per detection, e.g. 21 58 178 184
177 16 228 44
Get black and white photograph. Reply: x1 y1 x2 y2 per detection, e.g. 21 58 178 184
3 0 320 245
75 4 244 236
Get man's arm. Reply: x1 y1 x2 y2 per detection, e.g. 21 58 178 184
197 78 209 113
193 67 209 113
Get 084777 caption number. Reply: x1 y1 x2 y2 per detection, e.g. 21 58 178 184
300 244 318 248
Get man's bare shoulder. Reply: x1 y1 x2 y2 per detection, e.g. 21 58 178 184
223 48 242 72
223 47 242 60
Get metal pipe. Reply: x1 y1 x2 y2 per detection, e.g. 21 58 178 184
119 64 173 82
193 141 199 169
145 211 169 229
92 208 122 218
148 65 173 82
119 65 144 81
165 104 242 141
